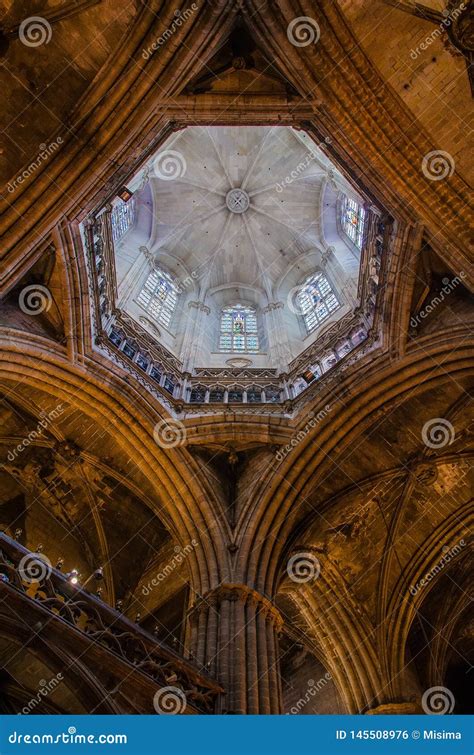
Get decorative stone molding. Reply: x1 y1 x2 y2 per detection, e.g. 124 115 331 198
413 462 439 486
140 246 154 268
444 1 474 60
113 310 183 372
138 316 161 338
188 300 210 315
262 301 284 314
321 246 335 267
189 583 284 630
194 366 278 379
225 357 253 368
287 310 356 373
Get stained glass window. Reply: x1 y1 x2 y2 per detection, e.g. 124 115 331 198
137 268 177 328
111 198 136 243
297 272 339 335
219 305 259 352
209 388 225 403
190 386 207 403
341 195 365 249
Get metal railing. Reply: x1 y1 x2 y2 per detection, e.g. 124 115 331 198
0 533 222 714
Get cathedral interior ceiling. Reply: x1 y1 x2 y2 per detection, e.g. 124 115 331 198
0 0 472 717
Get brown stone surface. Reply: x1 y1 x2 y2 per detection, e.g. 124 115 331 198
0 0 472 716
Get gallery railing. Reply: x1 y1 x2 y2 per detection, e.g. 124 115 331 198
83 205 388 412
0 533 222 714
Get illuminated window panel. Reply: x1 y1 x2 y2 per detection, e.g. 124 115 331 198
137 268 178 329
228 389 243 402
209 388 225 403
219 304 260 353
247 388 261 403
297 272 340 335
341 195 365 249
265 387 281 403
111 198 136 243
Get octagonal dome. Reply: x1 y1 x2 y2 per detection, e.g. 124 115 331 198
110 126 368 373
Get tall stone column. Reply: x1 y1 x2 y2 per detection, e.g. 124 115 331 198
187 584 283 714
262 302 293 372
116 245 151 309
180 301 210 374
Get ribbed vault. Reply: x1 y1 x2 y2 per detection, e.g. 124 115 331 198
1 0 472 716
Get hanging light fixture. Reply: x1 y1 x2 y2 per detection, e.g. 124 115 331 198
67 569 79 585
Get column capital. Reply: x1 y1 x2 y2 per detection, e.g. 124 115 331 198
321 246 335 267
262 301 284 314
190 583 284 629
140 246 156 270
188 300 210 314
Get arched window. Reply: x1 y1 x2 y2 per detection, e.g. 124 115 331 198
219 304 259 352
111 197 135 243
297 272 339 334
341 195 365 249
137 268 177 328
